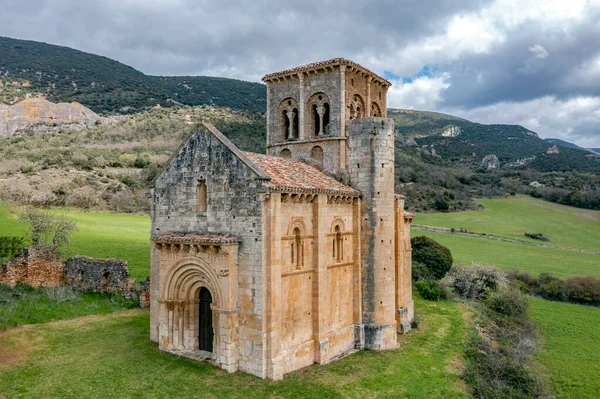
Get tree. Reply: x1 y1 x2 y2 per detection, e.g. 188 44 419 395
411 236 453 280
19 208 77 255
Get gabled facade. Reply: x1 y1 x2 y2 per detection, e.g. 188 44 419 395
150 59 414 380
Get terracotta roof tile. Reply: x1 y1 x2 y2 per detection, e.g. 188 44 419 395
262 58 391 87
244 152 360 196
153 233 239 244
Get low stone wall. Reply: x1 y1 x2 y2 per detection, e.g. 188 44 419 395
0 247 64 288
64 256 130 293
1 248 150 306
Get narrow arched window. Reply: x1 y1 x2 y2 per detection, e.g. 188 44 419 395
334 225 343 262
293 227 303 269
280 149 291 158
197 179 207 215
292 108 299 139
282 110 290 140
323 103 330 134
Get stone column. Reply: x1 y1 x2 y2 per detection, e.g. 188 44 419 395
265 193 283 380
312 194 329 363
316 106 325 136
339 65 346 136
266 83 271 147
287 111 296 139
366 77 372 117
299 73 305 140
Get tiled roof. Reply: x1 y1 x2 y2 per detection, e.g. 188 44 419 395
153 233 239 244
244 152 360 196
262 58 391 87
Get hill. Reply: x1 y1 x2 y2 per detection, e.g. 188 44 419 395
390 109 600 173
0 36 266 113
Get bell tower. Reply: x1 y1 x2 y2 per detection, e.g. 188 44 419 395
262 58 390 180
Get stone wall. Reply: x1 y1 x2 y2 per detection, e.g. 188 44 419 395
0 247 64 287
151 122 265 377
347 117 398 351
64 256 130 293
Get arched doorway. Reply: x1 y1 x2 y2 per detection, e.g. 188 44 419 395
198 287 213 352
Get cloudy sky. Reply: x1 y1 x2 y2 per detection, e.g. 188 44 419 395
3 0 600 147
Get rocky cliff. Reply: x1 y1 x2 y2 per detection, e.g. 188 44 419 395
0 97 102 137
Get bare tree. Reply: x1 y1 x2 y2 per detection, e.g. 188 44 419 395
19 208 77 255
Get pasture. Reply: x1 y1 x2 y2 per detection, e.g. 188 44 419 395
0 205 151 280
0 299 471 398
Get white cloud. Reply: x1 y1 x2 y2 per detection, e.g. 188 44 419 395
388 73 451 109
529 44 548 59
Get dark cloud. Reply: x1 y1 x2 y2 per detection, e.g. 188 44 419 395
441 10 600 108
1 0 599 146
1 0 491 78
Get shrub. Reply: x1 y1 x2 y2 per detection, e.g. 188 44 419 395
485 286 529 319
414 280 446 301
447 264 506 300
44 286 80 303
412 261 434 281
19 208 77 255
0 236 25 262
561 276 600 305
538 273 563 301
411 236 453 280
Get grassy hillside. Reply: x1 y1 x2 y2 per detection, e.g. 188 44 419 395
0 105 266 213
413 196 600 397
0 36 266 113
416 197 600 252
530 298 600 399
412 197 600 278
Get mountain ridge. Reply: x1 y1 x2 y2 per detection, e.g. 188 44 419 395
0 36 266 114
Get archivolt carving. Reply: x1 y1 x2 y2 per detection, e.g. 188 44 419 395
163 257 224 309
286 217 307 236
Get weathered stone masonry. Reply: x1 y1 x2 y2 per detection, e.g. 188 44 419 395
150 58 414 380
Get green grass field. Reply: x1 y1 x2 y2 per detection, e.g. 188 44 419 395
0 299 471 398
415 230 600 278
0 205 151 280
413 197 600 397
530 299 600 399
416 197 600 252
0 284 135 331
412 197 600 279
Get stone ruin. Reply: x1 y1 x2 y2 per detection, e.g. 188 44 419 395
64 256 130 293
0 248 150 306
0 247 64 288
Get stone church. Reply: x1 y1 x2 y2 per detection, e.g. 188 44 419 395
150 58 414 380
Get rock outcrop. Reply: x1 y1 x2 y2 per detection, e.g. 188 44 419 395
0 97 101 137
480 154 500 170
441 125 461 137
546 144 560 154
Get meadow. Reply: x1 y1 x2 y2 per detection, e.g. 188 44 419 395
0 205 151 280
413 197 600 398
0 299 471 398
2 196 600 397
416 197 600 252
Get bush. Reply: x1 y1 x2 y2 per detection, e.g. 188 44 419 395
561 276 600 305
0 236 25 262
19 208 77 255
447 264 506 300
485 286 529 319
414 280 446 301
412 261 434 281
411 236 453 280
